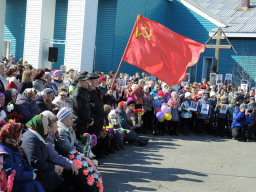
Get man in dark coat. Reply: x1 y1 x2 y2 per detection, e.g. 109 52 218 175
71 75 94 138
88 73 109 158
87 73 104 136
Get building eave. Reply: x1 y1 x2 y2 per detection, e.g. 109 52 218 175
209 31 256 38
181 0 227 27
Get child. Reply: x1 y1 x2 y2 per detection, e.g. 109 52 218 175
142 85 154 133
150 83 160 98
167 91 180 135
231 104 252 141
153 90 165 136
108 110 125 150
197 91 211 136
209 91 217 132
180 92 192 135
163 84 171 103
215 95 229 137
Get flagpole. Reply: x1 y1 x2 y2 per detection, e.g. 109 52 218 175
110 14 140 90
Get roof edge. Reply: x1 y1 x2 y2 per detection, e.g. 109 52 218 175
181 0 228 27
209 31 256 38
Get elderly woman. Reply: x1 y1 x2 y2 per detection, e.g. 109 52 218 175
35 88 55 113
42 111 79 175
129 79 145 108
0 122 45 192
22 114 64 192
116 101 148 146
52 70 66 93
57 107 83 153
16 88 40 124
52 90 69 109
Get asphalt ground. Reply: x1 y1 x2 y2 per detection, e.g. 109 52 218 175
99 134 256 192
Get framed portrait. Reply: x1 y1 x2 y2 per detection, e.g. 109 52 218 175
201 104 209 115
219 104 228 114
224 74 232 84
210 73 216 86
188 101 198 111
216 74 223 85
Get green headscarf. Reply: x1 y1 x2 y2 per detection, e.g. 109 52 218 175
26 115 46 138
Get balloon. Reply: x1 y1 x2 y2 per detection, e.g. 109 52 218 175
156 111 164 119
158 118 165 122
154 107 161 113
161 104 168 113
164 112 172 121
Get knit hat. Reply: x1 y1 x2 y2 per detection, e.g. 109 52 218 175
221 95 228 100
53 70 63 77
40 88 54 96
0 148 9 157
34 69 45 80
108 110 117 118
131 84 138 90
210 92 216 97
41 110 54 117
161 83 167 90
98 77 106 84
45 72 52 79
250 97 255 101
157 90 164 97
200 85 207 89
6 81 18 90
144 85 149 91
127 97 135 106
240 103 247 110
171 91 177 97
57 107 73 122
118 101 125 110
185 92 191 99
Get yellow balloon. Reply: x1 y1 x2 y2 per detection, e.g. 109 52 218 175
164 112 172 121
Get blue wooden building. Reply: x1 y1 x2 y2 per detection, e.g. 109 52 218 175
1 0 256 85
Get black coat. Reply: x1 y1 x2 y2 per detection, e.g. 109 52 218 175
88 86 104 136
22 130 63 192
19 82 33 94
71 85 92 136
35 96 48 113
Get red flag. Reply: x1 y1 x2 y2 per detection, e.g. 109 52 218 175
123 14 205 85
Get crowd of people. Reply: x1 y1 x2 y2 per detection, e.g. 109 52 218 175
0 56 255 191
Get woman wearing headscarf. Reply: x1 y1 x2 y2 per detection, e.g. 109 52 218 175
22 115 64 192
16 88 40 124
0 122 45 192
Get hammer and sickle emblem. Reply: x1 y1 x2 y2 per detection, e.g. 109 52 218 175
136 15 152 40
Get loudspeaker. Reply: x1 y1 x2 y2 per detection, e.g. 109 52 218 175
48 47 58 62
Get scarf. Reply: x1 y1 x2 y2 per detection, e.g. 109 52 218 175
0 123 23 152
26 115 47 139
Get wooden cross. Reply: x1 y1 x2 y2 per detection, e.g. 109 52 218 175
205 28 238 73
